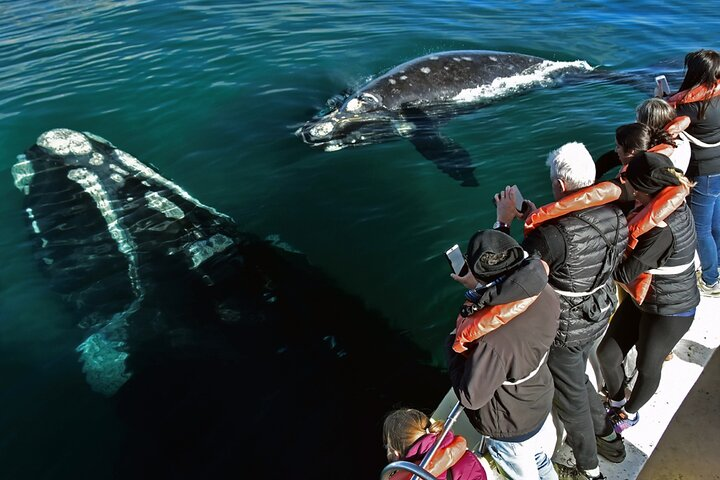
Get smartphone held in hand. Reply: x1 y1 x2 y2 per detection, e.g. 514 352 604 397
493 185 527 213
655 75 671 96
445 244 469 276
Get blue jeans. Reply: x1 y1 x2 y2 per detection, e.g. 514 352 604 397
690 174 720 285
485 415 558 480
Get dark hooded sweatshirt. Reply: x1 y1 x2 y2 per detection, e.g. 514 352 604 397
446 258 560 441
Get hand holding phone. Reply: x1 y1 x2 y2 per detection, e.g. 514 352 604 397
445 244 469 276
655 75 671 96
493 185 528 213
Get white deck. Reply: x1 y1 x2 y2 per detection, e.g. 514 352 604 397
432 293 720 479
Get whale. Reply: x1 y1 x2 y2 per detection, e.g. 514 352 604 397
11 129 447 477
296 50 592 186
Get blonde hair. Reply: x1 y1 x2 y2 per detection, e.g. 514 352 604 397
667 167 696 190
383 408 444 458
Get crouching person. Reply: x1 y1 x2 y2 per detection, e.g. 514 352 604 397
446 230 561 480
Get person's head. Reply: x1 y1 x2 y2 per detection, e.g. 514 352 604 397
636 98 676 130
615 123 674 165
382 409 443 462
465 229 525 283
623 151 691 205
679 49 720 92
545 142 595 200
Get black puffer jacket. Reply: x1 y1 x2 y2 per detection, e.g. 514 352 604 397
629 204 700 315
524 205 628 347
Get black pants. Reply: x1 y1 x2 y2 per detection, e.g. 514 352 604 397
547 340 613 471
597 297 695 413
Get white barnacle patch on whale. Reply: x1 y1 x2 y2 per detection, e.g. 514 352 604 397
89 152 104 166
400 75 408 80
388 78 396 85
452 59 594 103
112 149 231 220
421 67 431 74
66 167 142 297
489 56 497 62
187 233 234 268
11 154 34 195
110 173 125 185
145 191 185 219
37 128 93 157
310 121 335 137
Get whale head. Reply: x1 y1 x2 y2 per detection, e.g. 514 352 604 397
296 92 400 151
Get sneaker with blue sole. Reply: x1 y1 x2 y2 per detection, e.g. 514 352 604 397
609 409 639 433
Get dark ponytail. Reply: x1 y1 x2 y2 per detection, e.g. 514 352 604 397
616 123 675 157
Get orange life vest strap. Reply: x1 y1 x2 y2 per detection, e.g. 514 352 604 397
453 296 538 353
667 79 720 107
647 143 675 157
523 181 623 235
664 115 690 136
626 184 690 249
617 272 653 305
453 261 550 353
622 184 689 303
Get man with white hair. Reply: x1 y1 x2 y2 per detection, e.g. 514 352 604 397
460 142 629 480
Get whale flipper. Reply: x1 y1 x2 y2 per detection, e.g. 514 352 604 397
403 107 479 186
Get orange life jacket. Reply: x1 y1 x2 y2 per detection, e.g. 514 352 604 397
453 261 549 353
667 78 720 107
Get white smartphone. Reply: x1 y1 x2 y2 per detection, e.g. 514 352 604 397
655 75 671 96
494 185 526 212
445 244 469 276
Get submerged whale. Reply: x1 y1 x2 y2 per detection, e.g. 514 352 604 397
11 129 447 477
297 50 592 186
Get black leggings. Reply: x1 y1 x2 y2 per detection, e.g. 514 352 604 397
596 297 694 413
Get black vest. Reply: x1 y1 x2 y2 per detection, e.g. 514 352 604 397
547 205 628 347
641 203 700 315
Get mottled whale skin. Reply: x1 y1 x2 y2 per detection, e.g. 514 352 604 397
11 129 446 477
297 50 591 186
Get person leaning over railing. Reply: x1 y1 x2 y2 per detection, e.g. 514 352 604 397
446 229 560 480
596 152 700 435
488 143 627 480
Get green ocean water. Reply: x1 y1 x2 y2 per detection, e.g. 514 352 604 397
0 1 718 478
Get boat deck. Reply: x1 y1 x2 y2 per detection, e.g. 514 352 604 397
432 294 720 479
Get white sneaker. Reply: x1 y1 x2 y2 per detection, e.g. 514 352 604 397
698 278 720 297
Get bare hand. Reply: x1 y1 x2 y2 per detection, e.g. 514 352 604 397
451 270 477 290
495 186 521 225
519 199 537 221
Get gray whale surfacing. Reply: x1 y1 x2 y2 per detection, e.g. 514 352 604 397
11 128 447 478
297 50 592 186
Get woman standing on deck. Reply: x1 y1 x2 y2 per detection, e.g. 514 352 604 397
667 49 720 297
596 152 700 433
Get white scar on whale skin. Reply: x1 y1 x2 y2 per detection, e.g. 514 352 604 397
66 167 143 298
145 191 185 220
452 59 593 103
112 148 231 221
11 154 34 195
